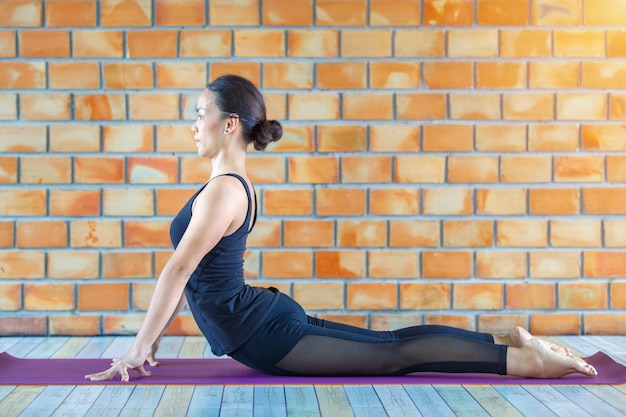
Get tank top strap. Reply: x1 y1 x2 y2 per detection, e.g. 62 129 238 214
221 173 257 231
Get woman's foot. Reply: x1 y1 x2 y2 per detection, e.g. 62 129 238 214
496 326 571 357
508 337 597 378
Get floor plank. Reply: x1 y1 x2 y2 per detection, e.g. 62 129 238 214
0 385 45 417
494 386 558 417
522 386 592 417
254 386 288 417
343 385 387 417
465 385 525 417
17 386 75 417
315 385 354 417
374 385 421 417
186 386 223 417
404 385 456 417
50 386 107 417
152 385 195 417
83 385 135 417
117 386 166 417
553 385 625 417
285 385 321 417
434 386 490 417
220 385 254 417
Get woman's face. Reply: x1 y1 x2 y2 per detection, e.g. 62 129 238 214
191 90 228 158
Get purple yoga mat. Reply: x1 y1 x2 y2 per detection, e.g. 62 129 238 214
0 351 624 386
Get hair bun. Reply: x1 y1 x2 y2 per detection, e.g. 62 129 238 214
252 119 283 151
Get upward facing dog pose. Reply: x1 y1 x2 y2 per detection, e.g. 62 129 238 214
86 75 597 382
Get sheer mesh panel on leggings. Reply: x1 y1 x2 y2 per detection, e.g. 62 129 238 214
274 334 507 376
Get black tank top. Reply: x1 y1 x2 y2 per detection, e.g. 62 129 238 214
169 173 280 356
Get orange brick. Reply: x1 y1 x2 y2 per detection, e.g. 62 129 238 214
500 155 552 183
478 315 528 336
342 30 391 58
316 188 366 216
263 0 312 25
49 62 100 89
243 251 261 279
423 251 472 279
103 62 153 89
103 251 152 279
0 317 46 336
337 220 387 247
582 62 626 89
370 61 419 89
369 251 419 278
0 221 14 247
501 30 551 57
475 124 526 152
611 282 626 308
0 157 17 184
50 189 100 217
0 251 45 279
263 62 313 89
157 125 197 153
477 0 528 25
288 30 338 58
370 0 420 25
129 93 179 120
551 219 601 248
370 188 419 215
155 188 195 216
247 156 287 184
155 251 173 276
423 188 472 215
155 0 204 25
17 220 67 248
74 94 126 120
559 282 608 309
528 124 579 152
583 0 626 24
443 220 493 247
477 251 526 279
247 220 281 247
607 30 626 57
448 30 498 57
610 93 626 120
316 0 366 25
70 220 122 248
24 283 73 311
284 220 334 247
20 93 70 120
530 188 580 215
101 0 151 26
605 219 626 247
423 62 473 89
209 0 258 26
582 125 626 151
20 156 71 184
554 155 604 182
19 29 69 57
584 314 626 335
400 283 450 310
454 283 503 309
235 30 284 57
477 62 526 89
210 62 261 86
390 220 440 247
45 0 95 26
288 156 338 183
74 156 125 184
288 93 339 120
424 0 473 25
347 283 396 310
584 251 626 278
315 250 366 278
180 156 211 184
103 125 153 152
530 250 581 278
47 251 99 279
476 188 526 215
294 282 344 310
395 29 445 57
180 29 230 57
262 250 312 278
395 156 446 183
342 156 391 183
0 31 16 57
554 30 605 57
424 315 474 330
584 188 626 214
124 220 171 248
0 61 46 90
529 62 579 89
607 155 626 181
0 0 42 26
78 283 129 311
317 125 366 152
156 62 207 89
497 220 547 247
269 125 314 152
532 0 580 25
73 30 123 57
449 93 500 120
0 284 21 311
49 315 100 336
370 125 419 152
530 314 581 335
422 125 472 152
396 93 446 120
448 156 498 183
127 30 177 58
264 189 312 216
0 189 46 216
103 189 154 216
0 94 16 120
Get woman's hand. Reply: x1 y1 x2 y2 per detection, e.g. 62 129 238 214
147 339 161 367
84 351 152 382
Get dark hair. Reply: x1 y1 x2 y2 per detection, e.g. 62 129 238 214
206 75 283 151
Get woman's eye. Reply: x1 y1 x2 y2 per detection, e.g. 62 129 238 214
197 114 204 120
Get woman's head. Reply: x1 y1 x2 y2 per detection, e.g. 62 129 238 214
205 75 283 151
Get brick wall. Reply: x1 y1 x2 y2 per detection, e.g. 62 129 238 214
1 0 625 337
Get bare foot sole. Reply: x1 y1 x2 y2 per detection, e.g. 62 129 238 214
523 337 597 378
504 327 572 357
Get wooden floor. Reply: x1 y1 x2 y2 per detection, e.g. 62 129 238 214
0 336 624 417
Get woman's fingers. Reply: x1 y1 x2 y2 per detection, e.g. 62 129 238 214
84 361 152 382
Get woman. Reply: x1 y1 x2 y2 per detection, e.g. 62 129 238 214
86 75 597 382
